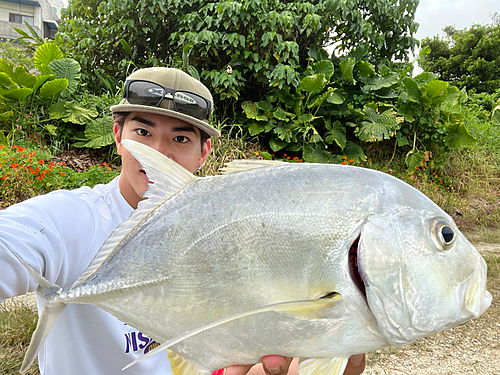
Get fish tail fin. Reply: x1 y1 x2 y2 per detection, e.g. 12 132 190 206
20 302 66 373
0 239 66 373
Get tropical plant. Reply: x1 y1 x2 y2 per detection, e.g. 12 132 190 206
241 48 478 166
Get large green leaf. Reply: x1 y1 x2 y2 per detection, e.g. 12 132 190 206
405 149 425 170
269 136 288 152
34 42 64 70
73 117 115 149
302 142 332 163
39 78 68 98
326 89 346 105
11 66 36 88
32 74 56 94
420 80 449 108
242 101 268 121
312 60 334 81
298 74 326 94
3 88 33 103
49 58 81 93
49 101 98 124
0 73 14 90
493 105 500 125
341 142 367 162
444 86 461 106
402 77 421 103
357 61 375 77
273 107 294 121
444 123 477 148
363 72 399 92
340 57 356 83
355 107 401 142
325 120 346 150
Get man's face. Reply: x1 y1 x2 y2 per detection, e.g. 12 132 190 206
114 112 211 208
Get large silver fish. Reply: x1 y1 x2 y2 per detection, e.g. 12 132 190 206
11 139 491 375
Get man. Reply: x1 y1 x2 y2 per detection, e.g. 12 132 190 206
0 67 365 375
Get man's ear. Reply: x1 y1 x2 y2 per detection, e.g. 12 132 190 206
197 138 211 170
114 123 123 155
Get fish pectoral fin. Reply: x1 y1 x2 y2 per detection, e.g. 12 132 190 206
278 294 342 319
299 357 349 375
167 349 212 375
220 159 286 174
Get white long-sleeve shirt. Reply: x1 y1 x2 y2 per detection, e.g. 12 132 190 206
0 177 172 375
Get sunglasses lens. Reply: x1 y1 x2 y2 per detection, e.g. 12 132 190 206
127 81 164 106
173 92 209 120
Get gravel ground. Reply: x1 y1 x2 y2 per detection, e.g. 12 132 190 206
5 244 499 375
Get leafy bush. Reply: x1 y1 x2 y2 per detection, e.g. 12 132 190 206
240 48 479 166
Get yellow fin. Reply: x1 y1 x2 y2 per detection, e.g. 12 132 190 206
299 357 349 375
220 159 286 174
167 349 211 375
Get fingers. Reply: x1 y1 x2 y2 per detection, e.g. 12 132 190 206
343 354 365 375
224 356 295 375
261 355 294 375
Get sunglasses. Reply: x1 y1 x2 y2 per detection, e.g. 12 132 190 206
124 79 212 120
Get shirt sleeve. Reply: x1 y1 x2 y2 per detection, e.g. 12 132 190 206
0 190 99 302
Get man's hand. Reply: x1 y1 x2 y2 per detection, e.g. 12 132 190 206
223 354 365 375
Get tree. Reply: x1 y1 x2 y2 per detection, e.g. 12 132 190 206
57 0 420 118
419 19 500 94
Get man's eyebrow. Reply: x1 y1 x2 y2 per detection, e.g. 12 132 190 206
171 126 197 134
131 117 155 127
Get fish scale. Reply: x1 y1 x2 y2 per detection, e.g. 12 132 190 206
10 139 491 375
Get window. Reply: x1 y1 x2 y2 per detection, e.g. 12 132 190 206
9 13 34 26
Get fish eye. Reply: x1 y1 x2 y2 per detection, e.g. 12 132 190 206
440 225 455 245
431 219 456 250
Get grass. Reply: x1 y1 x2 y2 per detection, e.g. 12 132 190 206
0 299 38 375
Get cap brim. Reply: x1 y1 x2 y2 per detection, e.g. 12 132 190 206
110 103 221 137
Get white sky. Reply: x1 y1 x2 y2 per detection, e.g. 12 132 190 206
413 0 499 73
414 0 499 41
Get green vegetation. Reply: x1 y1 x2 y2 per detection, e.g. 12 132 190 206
420 14 500 94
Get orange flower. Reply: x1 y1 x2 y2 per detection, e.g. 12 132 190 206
0 145 3 149
26 180 31 184
1 175 7 179
61 162 66 166
39 160 44 164
343 156 347 159
59 172 66 176
341 162 347 165
348 159 354 162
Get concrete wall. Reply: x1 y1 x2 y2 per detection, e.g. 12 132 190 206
0 0 59 40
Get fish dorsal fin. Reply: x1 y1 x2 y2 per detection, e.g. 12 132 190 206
167 349 211 375
220 159 286 174
72 140 196 287
123 295 342 371
299 357 349 375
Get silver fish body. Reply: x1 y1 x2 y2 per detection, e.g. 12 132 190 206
15 140 491 374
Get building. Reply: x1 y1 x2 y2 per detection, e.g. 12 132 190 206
0 0 63 41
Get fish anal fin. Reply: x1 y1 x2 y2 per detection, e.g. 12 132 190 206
122 297 344 371
167 349 212 375
299 357 349 375
220 159 286 174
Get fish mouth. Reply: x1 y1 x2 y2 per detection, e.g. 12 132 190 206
349 236 366 298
